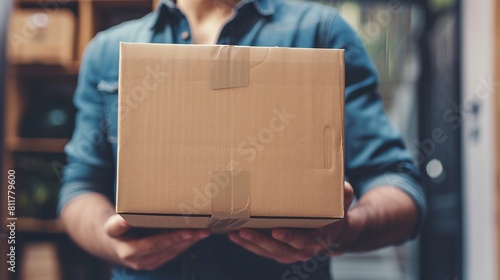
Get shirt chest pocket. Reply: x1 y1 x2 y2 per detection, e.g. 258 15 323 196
98 80 119 144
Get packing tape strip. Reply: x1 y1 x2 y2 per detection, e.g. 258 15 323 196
208 170 250 231
210 45 250 90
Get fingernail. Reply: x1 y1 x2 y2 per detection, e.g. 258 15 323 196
274 230 289 241
121 220 129 228
240 230 253 241
181 232 193 240
228 233 240 243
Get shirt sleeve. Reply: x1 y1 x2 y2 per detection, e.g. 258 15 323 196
327 12 427 237
57 35 115 216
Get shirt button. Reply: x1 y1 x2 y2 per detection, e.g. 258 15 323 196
181 31 190 40
190 253 197 260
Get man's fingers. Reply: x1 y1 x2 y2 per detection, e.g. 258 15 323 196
344 181 354 209
131 236 204 270
228 232 273 259
105 214 130 238
229 232 305 264
120 229 211 269
126 245 176 269
138 229 210 255
237 229 309 260
271 229 314 250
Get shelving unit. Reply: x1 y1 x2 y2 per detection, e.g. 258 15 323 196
1 1 155 279
13 62 80 76
7 138 69 153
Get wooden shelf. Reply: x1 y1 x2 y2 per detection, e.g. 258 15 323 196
18 0 151 3
17 217 65 233
7 138 69 153
16 0 79 4
14 61 80 76
16 0 153 6
92 0 154 6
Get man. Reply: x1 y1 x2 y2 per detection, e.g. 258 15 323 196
59 0 426 279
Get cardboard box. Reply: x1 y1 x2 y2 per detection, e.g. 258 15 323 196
117 43 345 230
8 9 75 64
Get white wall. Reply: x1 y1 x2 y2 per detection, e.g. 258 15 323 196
461 0 497 279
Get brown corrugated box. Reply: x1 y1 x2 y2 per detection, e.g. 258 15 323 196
117 43 345 230
8 9 75 64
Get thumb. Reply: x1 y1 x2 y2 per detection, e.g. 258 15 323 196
344 181 354 210
105 214 130 238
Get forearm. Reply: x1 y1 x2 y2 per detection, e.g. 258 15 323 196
60 193 120 263
338 185 418 252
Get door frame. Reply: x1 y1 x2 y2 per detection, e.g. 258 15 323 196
495 0 500 277
461 0 498 279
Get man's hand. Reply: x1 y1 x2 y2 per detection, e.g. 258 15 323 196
228 182 356 264
104 215 210 271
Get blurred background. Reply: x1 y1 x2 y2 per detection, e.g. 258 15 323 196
0 0 498 279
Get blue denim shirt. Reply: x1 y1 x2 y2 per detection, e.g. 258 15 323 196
59 0 426 279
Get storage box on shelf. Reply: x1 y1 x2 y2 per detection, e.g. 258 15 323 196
8 8 76 65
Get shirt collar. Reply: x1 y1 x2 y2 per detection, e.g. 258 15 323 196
150 0 276 30
250 0 276 16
